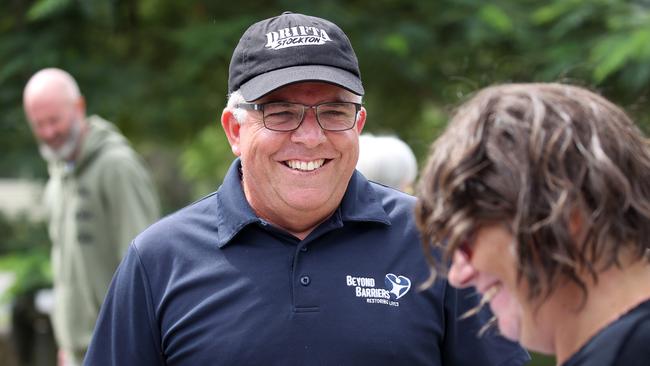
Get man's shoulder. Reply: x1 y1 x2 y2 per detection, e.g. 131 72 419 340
367 181 416 213
92 138 139 163
87 138 148 179
85 115 139 160
369 181 416 200
133 192 219 252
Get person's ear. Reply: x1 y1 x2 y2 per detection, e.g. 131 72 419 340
569 207 586 245
75 96 87 119
77 96 86 112
221 109 242 156
355 106 367 133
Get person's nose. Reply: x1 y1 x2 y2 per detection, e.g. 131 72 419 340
447 250 478 289
37 123 58 145
290 108 326 148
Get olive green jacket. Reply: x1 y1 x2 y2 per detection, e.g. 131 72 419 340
43 115 160 353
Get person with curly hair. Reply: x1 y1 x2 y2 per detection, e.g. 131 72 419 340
416 83 650 365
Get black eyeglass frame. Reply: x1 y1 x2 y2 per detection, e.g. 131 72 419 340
235 101 362 132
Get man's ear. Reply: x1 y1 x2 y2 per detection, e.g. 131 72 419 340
75 96 87 120
221 109 242 156
355 106 367 133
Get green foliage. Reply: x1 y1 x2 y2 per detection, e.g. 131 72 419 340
180 125 234 198
479 4 513 34
26 0 73 21
2 0 650 210
0 250 51 301
592 28 650 82
529 352 556 366
0 214 49 255
0 214 51 299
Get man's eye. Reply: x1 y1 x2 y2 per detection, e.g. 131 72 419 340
321 110 346 116
266 111 296 119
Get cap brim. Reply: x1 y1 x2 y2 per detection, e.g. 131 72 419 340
240 65 364 101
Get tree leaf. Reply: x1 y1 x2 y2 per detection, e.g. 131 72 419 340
26 0 73 22
479 4 513 33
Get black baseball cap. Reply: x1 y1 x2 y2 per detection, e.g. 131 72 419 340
228 11 364 101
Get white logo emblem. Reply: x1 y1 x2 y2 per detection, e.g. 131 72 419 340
265 25 332 50
384 273 412 300
346 274 412 307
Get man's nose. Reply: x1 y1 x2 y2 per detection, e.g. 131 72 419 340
38 119 65 146
38 124 57 142
291 109 326 147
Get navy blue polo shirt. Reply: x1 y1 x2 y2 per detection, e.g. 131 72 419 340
84 159 529 366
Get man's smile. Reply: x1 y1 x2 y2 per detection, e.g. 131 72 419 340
283 159 328 172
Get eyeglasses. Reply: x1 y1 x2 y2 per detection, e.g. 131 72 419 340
235 102 362 132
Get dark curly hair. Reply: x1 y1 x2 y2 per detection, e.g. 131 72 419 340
415 83 650 304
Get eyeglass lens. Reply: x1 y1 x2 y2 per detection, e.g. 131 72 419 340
263 102 357 131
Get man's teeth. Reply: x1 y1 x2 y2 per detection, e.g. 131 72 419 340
286 159 325 171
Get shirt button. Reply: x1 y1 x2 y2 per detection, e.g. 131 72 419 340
300 246 308 252
300 275 311 286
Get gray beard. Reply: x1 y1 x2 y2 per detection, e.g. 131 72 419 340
38 119 82 163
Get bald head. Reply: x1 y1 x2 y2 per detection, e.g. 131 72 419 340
23 68 86 161
23 68 81 106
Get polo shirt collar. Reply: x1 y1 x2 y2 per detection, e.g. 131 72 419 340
339 169 392 225
214 159 259 247
214 159 391 247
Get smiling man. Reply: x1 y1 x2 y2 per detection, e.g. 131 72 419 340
83 12 529 365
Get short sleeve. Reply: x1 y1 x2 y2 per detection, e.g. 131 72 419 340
83 244 164 366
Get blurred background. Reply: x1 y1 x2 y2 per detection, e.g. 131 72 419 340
3 0 650 364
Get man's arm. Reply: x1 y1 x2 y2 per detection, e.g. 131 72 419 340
83 244 164 365
101 150 161 255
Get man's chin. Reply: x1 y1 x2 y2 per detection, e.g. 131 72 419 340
39 144 72 163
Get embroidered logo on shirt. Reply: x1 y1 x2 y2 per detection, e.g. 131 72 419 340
385 273 411 300
346 274 412 307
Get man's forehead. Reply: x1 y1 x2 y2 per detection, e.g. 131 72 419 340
25 81 74 107
26 90 75 111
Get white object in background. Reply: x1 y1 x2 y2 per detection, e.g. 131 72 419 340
0 178 45 221
35 288 54 315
